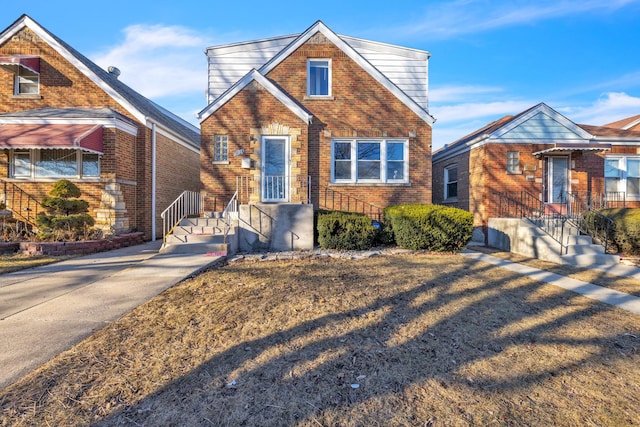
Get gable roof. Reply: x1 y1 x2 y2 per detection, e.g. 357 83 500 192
434 103 640 164
603 114 640 131
198 69 313 123
433 103 595 163
202 20 434 126
0 14 200 151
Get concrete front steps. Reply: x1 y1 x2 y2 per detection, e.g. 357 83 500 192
160 216 237 255
488 218 620 267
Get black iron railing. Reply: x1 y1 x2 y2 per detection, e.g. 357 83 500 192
1 179 42 233
320 186 383 222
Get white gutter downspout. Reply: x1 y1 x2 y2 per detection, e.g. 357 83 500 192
151 122 157 241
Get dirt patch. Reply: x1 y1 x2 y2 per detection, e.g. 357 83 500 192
1 252 638 426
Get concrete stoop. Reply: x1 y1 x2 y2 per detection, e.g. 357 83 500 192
488 218 620 267
160 216 238 255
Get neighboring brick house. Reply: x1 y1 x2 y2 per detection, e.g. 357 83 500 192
432 103 640 242
198 21 434 223
0 15 200 240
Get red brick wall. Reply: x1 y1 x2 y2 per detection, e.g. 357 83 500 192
201 33 432 212
434 142 640 234
0 26 201 239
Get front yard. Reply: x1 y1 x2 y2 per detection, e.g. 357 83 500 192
1 251 639 426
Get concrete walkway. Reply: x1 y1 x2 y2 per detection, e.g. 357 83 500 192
0 241 224 390
461 249 640 314
1 243 638 391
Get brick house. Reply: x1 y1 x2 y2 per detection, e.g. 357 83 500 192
197 20 434 249
432 103 640 243
0 15 200 240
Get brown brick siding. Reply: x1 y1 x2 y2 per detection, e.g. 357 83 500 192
0 26 201 240
201 35 432 212
434 142 640 235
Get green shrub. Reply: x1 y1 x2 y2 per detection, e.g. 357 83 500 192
383 204 473 251
36 180 96 241
317 211 378 250
600 208 640 255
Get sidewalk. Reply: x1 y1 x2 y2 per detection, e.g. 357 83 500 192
0 241 224 390
461 249 640 314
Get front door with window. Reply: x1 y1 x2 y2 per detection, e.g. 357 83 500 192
262 137 289 202
545 156 569 203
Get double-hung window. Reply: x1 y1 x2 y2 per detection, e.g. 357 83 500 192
15 66 39 95
444 165 458 200
11 149 100 179
331 139 408 183
605 156 640 200
307 59 331 97
213 135 228 163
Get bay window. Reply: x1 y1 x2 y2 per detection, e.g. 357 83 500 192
331 139 408 183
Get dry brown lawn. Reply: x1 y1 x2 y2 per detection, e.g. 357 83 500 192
0 251 639 426
0 253 65 274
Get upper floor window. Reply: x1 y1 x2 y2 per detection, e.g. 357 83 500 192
15 66 39 95
213 135 228 163
331 139 408 183
507 151 520 173
444 165 458 200
11 149 100 179
605 156 640 199
307 59 331 97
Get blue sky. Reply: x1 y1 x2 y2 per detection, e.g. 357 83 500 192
3 0 640 150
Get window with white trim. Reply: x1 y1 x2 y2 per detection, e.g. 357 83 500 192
15 67 39 95
444 165 458 200
307 59 331 97
213 135 228 162
605 156 640 199
331 139 408 183
11 149 100 179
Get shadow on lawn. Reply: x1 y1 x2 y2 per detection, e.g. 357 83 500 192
93 254 639 426
7 253 638 426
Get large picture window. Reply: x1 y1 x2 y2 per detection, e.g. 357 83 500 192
331 139 408 183
11 149 100 179
605 156 640 200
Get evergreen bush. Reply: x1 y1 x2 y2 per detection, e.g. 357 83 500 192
317 211 378 250
383 204 473 251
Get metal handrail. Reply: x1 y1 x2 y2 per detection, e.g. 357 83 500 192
160 191 202 245
235 175 311 204
222 191 238 245
496 191 569 254
320 186 383 222
565 191 615 253
1 179 43 233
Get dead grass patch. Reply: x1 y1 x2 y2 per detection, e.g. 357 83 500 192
0 252 638 426
0 253 65 274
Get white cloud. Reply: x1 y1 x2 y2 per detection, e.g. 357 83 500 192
432 100 533 124
393 0 639 39
562 92 640 125
430 85 503 103
90 24 209 99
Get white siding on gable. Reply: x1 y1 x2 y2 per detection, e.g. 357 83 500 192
205 32 430 110
206 36 296 103
341 36 429 110
499 112 586 141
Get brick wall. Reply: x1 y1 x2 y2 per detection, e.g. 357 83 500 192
201 33 432 212
0 26 201 240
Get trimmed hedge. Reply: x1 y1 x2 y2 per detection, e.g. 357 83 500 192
600 208 640 255
384 204 473 251
317 211 378 250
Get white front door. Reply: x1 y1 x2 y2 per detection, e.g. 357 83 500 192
262 136 289 202
548 156 569 203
